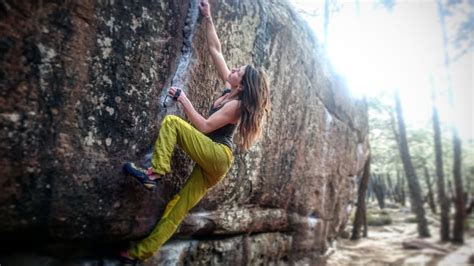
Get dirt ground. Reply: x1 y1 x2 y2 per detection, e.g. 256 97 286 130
327 204 474 265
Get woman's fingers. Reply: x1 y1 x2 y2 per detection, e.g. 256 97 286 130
166 87 184 102
168 86 182 97
199 0 210 15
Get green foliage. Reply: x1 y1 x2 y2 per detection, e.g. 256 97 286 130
465 213 474 230
368 92 400 175
368 90 474 197
367 211 392 226
404 216 418 223
463 141 474 194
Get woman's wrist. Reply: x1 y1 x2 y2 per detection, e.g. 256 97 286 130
178 95 187 104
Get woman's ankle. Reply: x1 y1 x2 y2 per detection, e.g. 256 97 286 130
146 168 161 180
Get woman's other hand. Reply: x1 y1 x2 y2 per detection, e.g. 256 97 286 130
199 0 211 18
168 86 186 103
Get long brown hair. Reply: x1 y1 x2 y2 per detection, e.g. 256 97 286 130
235 65 270 151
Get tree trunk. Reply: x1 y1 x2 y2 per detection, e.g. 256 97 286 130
448 179 455 202
386 173 393 202
397 169 406 206
363 209 368 237
389 114 407 208
401 171 406 206
467 196 474 215
435 0 465 244
351 155 370 240
424 166 437 214
366 177 373 202
393 168 406 206
393 171 401 204
452 128 465 243
432 97 450 241
372 174 385 209
394 90 430 237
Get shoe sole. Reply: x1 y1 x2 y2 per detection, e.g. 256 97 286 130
144 183 156 190
124 162 157 190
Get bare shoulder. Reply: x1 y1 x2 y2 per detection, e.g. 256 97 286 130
224 99 241 110
220 99 241 119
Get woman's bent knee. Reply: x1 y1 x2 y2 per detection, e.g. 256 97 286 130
162 115 180 126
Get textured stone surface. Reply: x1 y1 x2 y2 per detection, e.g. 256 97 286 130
0 0 369 264
153 233 294 266
0 0 189 241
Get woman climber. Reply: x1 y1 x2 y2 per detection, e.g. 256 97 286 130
119 0 270 262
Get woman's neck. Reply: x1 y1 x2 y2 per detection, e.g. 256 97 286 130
227 88 241 100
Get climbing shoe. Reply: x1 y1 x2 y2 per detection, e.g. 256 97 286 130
123 162 160 190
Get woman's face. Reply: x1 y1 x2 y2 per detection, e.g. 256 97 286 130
227 65 247 88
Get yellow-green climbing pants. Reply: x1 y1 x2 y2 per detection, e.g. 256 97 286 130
128 115 233 261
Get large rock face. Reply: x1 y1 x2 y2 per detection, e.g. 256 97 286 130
0 0 369 264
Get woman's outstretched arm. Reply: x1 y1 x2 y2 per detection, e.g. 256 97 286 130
199 0 230 85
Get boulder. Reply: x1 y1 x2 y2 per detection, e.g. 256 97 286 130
0 0 369 264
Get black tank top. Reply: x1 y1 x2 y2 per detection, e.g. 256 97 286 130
206 89 237 149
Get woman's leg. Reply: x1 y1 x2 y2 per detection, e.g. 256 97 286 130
128 166 211 260
127 115 233 260
151 115 232 180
